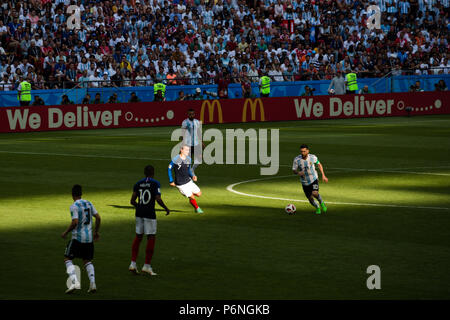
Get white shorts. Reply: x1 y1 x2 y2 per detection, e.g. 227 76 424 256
176 180 200 198
135 217 157 235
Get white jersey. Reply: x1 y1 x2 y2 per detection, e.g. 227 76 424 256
292 154 320 186
70 199 98 243
181 118 202 146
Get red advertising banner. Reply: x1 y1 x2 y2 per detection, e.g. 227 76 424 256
0 92 448 133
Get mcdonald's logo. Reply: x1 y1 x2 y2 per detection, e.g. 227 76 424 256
200 100 223 123
242 98 265 122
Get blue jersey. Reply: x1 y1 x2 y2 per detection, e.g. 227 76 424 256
133 177 161 219
168 155 194 186
70 199 98 243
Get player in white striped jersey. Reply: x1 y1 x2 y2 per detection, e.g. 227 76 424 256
292 145 328 214
61 185 101 293
181 109 205 174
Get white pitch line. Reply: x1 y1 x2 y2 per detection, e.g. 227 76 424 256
0 150 168 161
1 150 449 176
226 175 450 211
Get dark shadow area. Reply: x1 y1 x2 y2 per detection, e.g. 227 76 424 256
108 204 184 212
1 203 450 300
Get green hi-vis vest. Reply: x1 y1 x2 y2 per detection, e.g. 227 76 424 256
260 76 271 94
18 81 32 101
346 73 358 91
154 83 166 97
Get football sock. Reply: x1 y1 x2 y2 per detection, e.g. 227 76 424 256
85 262 95 284
317 194 324 204
145 237 155 265
131 235 142 262
189 198 199 209
309 198 319 208
65 260 78 284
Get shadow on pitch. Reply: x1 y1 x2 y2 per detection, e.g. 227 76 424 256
108 204 184 212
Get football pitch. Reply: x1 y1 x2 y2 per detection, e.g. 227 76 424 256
1 115 450 300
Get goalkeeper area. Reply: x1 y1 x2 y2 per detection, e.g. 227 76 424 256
0 115 449 299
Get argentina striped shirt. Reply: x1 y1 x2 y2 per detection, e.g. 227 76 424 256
292 154 320 186
70 199 98 243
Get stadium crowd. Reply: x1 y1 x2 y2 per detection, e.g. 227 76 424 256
0 0 449 92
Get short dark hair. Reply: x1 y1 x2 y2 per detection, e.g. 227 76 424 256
144 165 154 177
72 184 82 197
300 144 309 149
187 108 195 113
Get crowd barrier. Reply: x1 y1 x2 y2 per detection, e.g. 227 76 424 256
1 91 448 133
0 75 449 107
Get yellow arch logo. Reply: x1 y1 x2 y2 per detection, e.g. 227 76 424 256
200 100 223 123
242 98 265 122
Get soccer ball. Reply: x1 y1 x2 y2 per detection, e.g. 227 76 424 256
285 204 296 215
329 89 335 95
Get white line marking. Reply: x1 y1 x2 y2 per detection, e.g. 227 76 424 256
0 150 168 161
1 150 449 176
226 175 450 211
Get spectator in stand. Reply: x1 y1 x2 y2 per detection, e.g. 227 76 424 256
107 93 119 103
82 94 91 105
0 0 447 103
92 93 103 104
359 85 372 94
61 94 73 105
31 95 45 106
129 92 141 103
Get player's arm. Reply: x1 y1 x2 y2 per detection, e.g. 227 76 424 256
155 195 170 216
168 161 176 186
317 161 328 183
180 121 187 142
130 191 138 207
93 213 101 241
188 158 197 181
61 218 78 239
292 159 305 177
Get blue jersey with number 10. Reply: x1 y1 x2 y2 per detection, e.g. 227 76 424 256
133 177 161 219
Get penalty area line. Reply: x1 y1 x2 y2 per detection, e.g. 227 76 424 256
226 175 450 211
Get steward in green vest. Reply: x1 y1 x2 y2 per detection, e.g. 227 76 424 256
18 78 32 106
345 72 358 94
259 75 271 97
154 82 166 102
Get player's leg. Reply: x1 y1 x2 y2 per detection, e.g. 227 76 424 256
142 219 157 275
303 184 320 214
190 182 203 213
312 191 327 213
312 180 327 212
130 217 144 273
64 240 81 293
191 145 202 173
81 241 96 292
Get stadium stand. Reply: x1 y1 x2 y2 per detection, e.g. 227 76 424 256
0 0 448 94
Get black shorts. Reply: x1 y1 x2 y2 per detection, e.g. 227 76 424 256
261 93 269 97
302 180 319 198
64 239 94 261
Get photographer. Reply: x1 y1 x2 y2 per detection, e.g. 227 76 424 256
31 95 45 106
301 85 315 96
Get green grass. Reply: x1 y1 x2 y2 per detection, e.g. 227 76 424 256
0 115 450 299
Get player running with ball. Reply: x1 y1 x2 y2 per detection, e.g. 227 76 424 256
292 144 328 214
168 145 203 213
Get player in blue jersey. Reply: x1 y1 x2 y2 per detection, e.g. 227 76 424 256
168 145 203 213
62 184 101 294
129 165 170 275
292 145 329 214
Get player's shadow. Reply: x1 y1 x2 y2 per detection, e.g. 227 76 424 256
108 204 184 212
